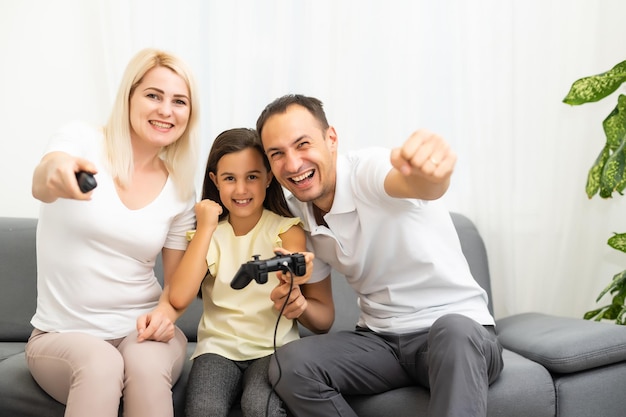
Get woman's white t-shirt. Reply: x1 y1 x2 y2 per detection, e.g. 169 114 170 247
31 121 195 339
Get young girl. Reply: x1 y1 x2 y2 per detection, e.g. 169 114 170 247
169 128 334 417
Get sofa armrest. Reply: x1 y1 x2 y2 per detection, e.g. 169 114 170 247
496 312 626 374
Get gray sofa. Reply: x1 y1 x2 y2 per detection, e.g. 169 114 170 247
1 214 626 417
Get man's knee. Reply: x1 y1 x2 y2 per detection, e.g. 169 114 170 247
428 314 503 382
268 352 280 387
430 314 484 345
269 343 301 389
428 314 492 366
269 339 325 393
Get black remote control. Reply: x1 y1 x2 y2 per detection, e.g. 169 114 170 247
230 252 307 290
76 171 97 193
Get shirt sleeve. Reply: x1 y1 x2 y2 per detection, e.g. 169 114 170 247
44 120 102 158
273 216 303 247
352 147 427 209
164 194 196 251
352 147 392 202
309 247 331 284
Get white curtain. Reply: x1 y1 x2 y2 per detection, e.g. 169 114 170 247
2 0 626 320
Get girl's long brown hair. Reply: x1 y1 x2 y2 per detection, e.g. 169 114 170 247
202 128 293 220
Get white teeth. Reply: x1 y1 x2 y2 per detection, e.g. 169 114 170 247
292 170 313 183
234 199 251 204
151 121 173 128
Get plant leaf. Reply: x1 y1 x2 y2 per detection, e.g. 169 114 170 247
595 269 626 301
608 234 626 253
602 304 620 320
602 95 626 149
563 60 626 105
616 139 626 195
617 307 626 324
612 289 626 305
600 138 626 197
584 306 606 321
586 145 611 198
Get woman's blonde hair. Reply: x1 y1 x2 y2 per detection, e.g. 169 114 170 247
103 48 199 201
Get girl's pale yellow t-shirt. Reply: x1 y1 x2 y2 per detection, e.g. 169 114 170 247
192 209 302 361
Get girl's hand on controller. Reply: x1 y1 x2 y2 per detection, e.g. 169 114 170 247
270 280 308 320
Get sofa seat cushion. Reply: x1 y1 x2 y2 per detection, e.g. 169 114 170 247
0 341 25 362
485 349 555 417
0 218 38 342
497 312 626 373
0 346 198 417
552 360 626 417
0 352 66 416
339 349 555 417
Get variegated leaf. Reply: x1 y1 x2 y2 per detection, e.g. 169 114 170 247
602 95 626 149
584 307 603 320
563 60 626 105
616 137 626 195
608 234 626 253
595 269 626 301
600 139 626 197
601 304 619 320
586 145 610 198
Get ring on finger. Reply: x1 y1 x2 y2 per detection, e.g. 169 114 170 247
430 157 439 166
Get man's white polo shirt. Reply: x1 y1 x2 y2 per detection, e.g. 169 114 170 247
286 147 494 334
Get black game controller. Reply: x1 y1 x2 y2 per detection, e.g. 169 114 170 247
230 252 307 290
76 171 97 193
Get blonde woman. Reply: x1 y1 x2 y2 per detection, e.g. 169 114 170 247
26 48 200 417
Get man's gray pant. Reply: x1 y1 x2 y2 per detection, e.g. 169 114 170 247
269 314 503 417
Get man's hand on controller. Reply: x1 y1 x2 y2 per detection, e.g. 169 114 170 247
273 248 314 286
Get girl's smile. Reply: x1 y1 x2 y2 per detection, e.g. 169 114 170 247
210 147 272 236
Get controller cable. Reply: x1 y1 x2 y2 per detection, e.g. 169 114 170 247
265 262 295 417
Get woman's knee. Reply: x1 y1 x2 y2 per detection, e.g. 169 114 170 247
27 331 124 382
26 333 124 404
121 328 187 383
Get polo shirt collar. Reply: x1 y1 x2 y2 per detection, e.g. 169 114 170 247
327 154 356 216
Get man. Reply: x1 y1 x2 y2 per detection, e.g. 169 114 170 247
257 94 503 417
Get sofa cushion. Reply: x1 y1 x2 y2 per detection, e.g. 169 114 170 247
0 346 197 417
343 349 555 417
485 349 555 417
0 352 66 416
0 342 25 362
451 212 493 314
0 218 37 341
552 360 626 417
497 312 626 373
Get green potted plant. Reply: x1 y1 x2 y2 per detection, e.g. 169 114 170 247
563 60 626 324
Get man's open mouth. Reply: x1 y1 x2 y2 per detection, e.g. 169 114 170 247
290 169 314 184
